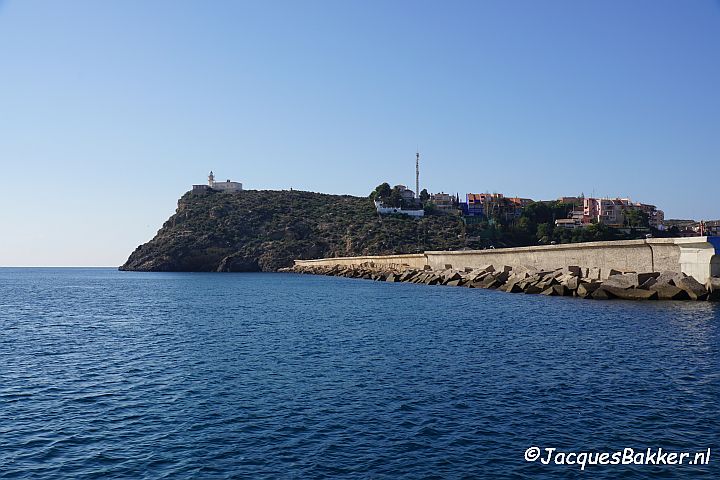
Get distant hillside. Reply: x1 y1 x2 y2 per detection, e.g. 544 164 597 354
120 190 467 272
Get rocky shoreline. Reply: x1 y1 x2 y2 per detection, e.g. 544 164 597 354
284 263 720 302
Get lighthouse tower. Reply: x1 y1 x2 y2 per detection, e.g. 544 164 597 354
208 171 215 187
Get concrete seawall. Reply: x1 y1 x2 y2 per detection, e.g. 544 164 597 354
296 253 428 270
295 237 720 283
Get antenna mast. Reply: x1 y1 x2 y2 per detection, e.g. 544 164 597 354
415 151 420 199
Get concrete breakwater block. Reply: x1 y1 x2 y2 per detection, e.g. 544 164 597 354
289 263 718 303
649 284 690 300
675 276 709 301
577 282 601 298
601 286 659 301
542 285 570 296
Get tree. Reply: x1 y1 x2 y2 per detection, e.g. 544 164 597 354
388 187 403 208
537 223 553 244
582 222 614 242
370 182 391 201
624 209 649 228
419 188 430 204
521 201 572 226
515 216 531 234
423 202 437 215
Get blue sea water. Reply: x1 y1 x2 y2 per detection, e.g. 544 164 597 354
0 268 718 479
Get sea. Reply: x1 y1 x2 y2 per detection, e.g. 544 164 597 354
1 268 718 479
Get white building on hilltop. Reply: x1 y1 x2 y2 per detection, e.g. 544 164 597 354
374 200 424 218
193 171 243 193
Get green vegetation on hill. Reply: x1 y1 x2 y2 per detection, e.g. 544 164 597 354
120 189 468 272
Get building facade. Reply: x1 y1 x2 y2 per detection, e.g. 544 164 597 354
555 218 583 229
394 185 417 202
193 171 243 193
580 197 664 229
430 192 455 211
460 193 531 220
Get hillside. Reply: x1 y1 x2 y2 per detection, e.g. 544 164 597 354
120 189 468 272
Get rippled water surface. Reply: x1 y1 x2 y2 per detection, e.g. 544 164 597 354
1 268 719 479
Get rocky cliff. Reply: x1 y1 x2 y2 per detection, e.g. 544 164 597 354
120 189 468 272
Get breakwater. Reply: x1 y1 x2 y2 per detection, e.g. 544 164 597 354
289 262 720 301
294 237 720 283
290 237 720 301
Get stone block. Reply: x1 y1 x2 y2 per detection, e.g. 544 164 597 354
506 282 524 293
442 272 462 284
655 271 685 286
542 285 569 296
577 282 602 298
591 287 612 300
496 269 511 282
587 267 602 280
564 266 582 277
649 284 690 300
638 277 657 290
476 274 501 289
399 270 417 282
471 272 490 282
551 269 564 278
637 272 660 285
675 277 709 301
565 276 580 291
603 273 640 289
602 286 658 300
425 275 441 285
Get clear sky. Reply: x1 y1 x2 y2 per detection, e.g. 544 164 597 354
1 0 718 266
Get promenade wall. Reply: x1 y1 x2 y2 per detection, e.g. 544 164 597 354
294 237 720 283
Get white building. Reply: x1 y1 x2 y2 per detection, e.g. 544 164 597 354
193 171 243 193
374 200 424 218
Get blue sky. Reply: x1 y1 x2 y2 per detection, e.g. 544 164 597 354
1 0 718 266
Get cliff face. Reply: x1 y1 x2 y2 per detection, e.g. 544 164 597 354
120 190 467 272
